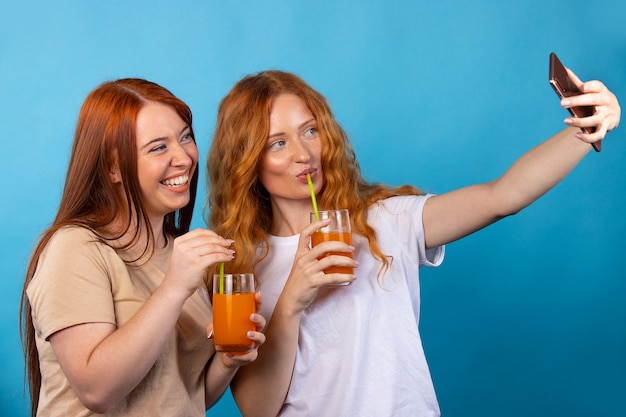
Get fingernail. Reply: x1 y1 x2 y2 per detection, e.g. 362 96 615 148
247 331 254 337
207 329 214 339
564 117 573 125
561 99 571 107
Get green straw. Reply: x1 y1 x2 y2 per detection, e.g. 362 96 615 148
307 173 320 221
219 262 224 294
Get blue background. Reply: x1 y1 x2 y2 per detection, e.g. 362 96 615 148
1 1 625 416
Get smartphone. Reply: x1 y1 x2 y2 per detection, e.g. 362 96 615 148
548 52 600 152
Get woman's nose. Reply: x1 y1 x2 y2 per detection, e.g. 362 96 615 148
292 138 311 163
171 143 193 166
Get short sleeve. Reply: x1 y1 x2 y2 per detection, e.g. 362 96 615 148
370 194 445 268
27 227 116 340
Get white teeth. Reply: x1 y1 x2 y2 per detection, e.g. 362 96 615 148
161 174 189 187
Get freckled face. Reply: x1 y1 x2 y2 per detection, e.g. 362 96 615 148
259 93 323 207
135 102 198 221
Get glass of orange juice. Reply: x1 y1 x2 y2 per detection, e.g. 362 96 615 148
212 273 256 354
310 209 354 277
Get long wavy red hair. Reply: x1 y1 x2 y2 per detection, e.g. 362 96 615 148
207 70 422 275
19 78 197 416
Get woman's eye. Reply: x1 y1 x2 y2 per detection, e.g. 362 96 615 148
181 133 194 143
304 127 317 137
269 139 286 149
150 144 166 152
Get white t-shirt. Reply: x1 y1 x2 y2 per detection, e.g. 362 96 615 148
255 195 445 417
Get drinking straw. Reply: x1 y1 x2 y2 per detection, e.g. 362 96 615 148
219 262 224 294
307 173 320 221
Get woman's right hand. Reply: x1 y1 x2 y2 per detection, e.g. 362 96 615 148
47 228 234 412
280 220 357 312
164 228 235 297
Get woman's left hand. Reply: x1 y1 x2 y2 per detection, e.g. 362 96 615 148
563 68 621 145
207 292 266 368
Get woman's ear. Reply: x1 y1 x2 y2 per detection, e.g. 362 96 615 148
109 150 122 184
109 166 122 184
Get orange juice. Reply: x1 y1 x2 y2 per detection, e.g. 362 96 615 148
311 231 354 274
213 292 256 353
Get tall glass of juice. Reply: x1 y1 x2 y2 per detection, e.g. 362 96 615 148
310 209 354 276
212 273 256 354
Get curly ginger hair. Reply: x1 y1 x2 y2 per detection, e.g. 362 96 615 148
206 70 422 276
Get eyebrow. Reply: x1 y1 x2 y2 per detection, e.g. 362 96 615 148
140 125 190 150
267 118 316 140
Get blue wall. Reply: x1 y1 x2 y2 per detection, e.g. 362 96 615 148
2 1 625 416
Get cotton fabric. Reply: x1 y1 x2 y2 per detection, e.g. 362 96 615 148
255 195 445 417
27 227 214 417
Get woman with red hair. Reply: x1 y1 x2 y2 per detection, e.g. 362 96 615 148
207 69 620 417
20 78 265 416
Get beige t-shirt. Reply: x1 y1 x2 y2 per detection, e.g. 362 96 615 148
27 226 215 417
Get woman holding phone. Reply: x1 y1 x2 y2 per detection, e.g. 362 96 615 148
206 69 620 417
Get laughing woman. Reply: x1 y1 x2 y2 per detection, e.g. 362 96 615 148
19 79 265 417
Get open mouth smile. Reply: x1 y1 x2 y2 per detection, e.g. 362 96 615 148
161 174 189 188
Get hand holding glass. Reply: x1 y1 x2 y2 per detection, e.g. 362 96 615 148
212 273 256 354
310 209 354 275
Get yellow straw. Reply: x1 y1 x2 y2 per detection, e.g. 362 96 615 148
307 173 320 221
219 262 224 294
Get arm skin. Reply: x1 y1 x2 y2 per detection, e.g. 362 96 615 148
230 297 301 417
423 77 620 249
424 126 590 248
230 73 620 417
231 223 357 417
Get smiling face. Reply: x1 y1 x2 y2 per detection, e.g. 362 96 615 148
134 101 198 222
259 93 324 211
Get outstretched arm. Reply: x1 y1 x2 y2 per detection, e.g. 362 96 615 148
423 75 620 249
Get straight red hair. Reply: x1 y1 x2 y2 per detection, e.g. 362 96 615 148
19 78 197 416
